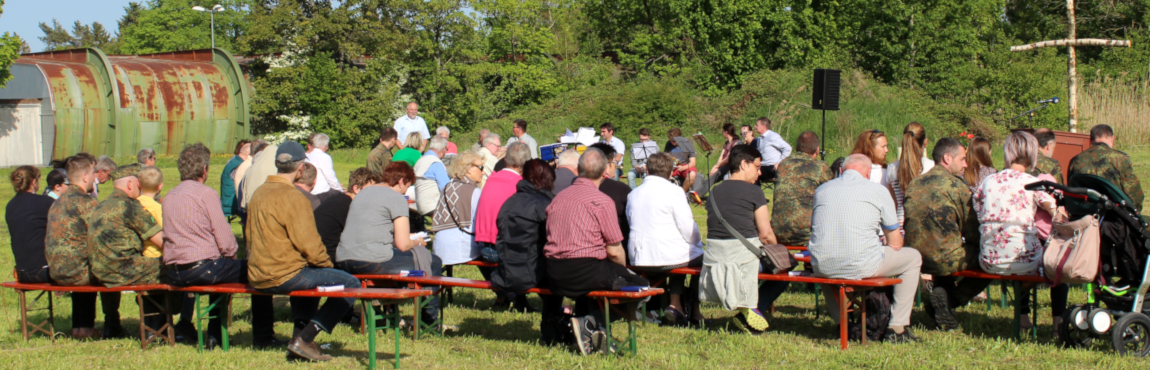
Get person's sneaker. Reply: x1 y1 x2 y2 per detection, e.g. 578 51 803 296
929 286 960 331
732 308 768 334
883 327 920 344
688 191 703 205
570 316 596 356
286 337 333 362
591 331 617 354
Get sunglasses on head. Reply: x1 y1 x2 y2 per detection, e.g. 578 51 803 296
871 129 883 134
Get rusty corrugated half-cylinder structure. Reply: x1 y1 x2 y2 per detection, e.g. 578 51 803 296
13 47 252 159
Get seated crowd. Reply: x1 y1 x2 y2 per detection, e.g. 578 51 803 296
5 101 1144 360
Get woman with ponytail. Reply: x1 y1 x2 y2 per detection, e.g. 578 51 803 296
6 166 56 283
887 122 934 228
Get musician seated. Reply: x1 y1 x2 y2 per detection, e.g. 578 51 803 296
665 128 697 195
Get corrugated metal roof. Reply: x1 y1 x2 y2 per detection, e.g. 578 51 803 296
9 47 252 159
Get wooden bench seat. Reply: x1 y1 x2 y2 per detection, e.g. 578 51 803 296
3 281 429 369
1 281 175 348
660 267 900 349
354 274 663 355
794 253 1047 339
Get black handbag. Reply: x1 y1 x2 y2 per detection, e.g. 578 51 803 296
710 192 797 274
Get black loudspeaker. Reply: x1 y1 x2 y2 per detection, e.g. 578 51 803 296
812 69 841 111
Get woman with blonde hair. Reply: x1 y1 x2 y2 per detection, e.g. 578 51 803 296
887 122 934 227
964 137 996 191
974 131 1060 275
393 132 425 167
431 150 486 266
850 129 891 188
973 131 1068 328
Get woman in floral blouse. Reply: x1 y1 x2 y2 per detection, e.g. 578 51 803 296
973 131 1060 275
973 131 1070 332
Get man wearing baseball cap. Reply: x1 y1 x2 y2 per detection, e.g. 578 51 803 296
245 141 361 362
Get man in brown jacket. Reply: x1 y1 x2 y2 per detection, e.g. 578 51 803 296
247 141 360 362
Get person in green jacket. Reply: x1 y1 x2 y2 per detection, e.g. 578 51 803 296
220 139 251 217
393 132 425 168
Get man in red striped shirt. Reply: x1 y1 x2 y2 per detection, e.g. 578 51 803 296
544 147 648 355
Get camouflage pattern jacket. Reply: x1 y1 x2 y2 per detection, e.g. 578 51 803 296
771 154 833 246
1027 154 1063 185
904 166 980 276
1068 143 1144 211
89 189 163 287
45 185 99 286
366 143 393 175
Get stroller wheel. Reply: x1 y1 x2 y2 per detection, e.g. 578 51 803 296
1110 313 1150 357
1059 307 1095 349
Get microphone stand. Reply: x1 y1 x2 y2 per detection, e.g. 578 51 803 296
1010 102 1054 129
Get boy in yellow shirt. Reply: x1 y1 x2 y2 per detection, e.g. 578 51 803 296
137 166 165 258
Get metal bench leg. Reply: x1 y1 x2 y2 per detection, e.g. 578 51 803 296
859 290 867 346
194 293 232 352
363 299 404 370
838 286 848 350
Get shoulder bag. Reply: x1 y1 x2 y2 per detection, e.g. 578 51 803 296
710 192 796 274
1043 214 1101 286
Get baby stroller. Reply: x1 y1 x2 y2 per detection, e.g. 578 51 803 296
1026 174 1150 356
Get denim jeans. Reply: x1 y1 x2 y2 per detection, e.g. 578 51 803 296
168 258 275 341
256 267 360 334
626 169 646 189
336 250 443 324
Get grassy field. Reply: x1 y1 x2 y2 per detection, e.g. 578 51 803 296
0 143 1148 369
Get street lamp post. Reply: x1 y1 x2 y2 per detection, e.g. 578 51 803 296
192 4 226 49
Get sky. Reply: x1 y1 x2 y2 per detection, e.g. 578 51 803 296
1 0 138 52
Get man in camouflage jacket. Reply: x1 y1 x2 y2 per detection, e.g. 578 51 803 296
90 165 165 287
89 165 170 334
904 138 990 331
1028 128 1064 185
1068 124 1144 211
44 154 124 339
771 131 833 246
367 127 398 175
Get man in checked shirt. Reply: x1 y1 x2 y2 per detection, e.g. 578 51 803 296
162 143 281 350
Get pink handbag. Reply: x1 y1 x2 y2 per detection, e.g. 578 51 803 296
1043 215 1101 285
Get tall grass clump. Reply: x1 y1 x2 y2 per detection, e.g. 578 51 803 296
1079 78 1150 150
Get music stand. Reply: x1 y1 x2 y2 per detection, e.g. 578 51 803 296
691 134 713 153
631 141 658 177
671 136 697 162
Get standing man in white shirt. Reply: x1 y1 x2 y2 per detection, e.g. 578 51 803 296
600 123 626 179
506 119 538 159
753 117 792 183
306 133 343 198
394 102 431 150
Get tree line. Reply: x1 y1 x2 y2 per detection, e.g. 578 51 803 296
11 0 1150 149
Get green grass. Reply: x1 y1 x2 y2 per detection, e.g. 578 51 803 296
1 147 1149 369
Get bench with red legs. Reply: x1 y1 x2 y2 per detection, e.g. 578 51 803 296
659 267 900 349
1 281 176 349
793 253 1047 339
354 274 663 356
